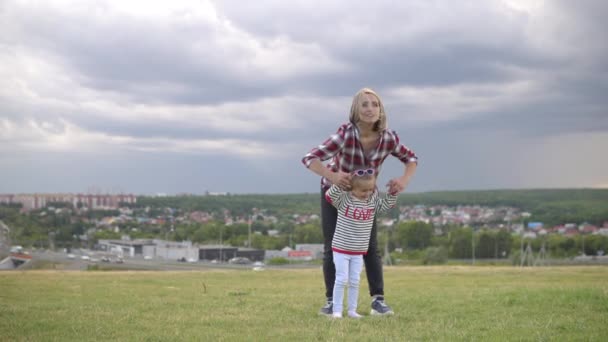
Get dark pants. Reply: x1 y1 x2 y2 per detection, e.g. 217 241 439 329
321 189 384 299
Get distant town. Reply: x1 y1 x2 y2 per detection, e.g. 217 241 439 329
1 191 608 270
2 192 607 238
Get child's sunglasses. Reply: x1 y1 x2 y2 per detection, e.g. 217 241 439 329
353 168 375 177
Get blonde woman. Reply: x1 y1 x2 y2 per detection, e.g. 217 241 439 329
302 87 418 316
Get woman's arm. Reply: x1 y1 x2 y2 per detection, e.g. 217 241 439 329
387 161 417 194
308 159 352 189
302 124 352 189
387 130 418 194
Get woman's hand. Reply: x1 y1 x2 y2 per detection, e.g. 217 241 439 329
387 162 416 194
329 171 352 190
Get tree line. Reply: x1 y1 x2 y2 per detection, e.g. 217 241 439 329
2 189 607 260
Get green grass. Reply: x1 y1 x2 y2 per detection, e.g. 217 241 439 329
1 266 607 341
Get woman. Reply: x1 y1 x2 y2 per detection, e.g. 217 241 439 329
302 87 418 316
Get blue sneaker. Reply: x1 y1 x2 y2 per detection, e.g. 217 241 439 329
319 298 333 316
370 297 394 316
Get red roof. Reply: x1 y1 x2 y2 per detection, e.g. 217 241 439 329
10 252 33 260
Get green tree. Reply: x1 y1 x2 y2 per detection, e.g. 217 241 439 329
395 221 433 250
423 246 448 264
293 224 323 244
476 230 495 258
448 227 473 259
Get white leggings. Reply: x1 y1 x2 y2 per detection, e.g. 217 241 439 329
332 251 363 314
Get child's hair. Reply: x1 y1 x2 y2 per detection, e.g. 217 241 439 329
351 173 376 189
349 87 387 132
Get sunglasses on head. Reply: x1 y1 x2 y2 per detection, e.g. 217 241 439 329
353 168 375 177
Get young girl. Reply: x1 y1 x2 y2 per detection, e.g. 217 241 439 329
302 87 418 316
325 169 397 318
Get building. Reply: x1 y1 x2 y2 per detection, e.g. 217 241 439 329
294 244 324 259
0 193 137 211
198 245 238 262
0 221 10 256
151 240 199 261
98 239 155 257
96 239 264 262
234 247 265 262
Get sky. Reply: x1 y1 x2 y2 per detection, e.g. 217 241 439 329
1 0 607 195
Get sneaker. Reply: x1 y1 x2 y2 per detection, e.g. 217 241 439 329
319 299 333 316
331 312 343 319
370 297 394 316
347 311 363 319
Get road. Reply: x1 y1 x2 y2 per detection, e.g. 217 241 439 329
27 250 318 271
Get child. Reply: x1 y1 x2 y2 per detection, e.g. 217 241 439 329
325 168 398 318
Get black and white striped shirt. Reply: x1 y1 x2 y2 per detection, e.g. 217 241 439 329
325 184 397 255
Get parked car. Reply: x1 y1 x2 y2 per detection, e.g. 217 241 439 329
10 246 23 253
229 257 252 265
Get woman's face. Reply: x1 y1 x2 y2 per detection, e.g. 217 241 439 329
357 93 381 125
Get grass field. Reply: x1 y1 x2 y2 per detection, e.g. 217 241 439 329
1 266 607 341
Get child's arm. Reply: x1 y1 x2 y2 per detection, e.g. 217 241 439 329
325 184 347 209
375 190 398 214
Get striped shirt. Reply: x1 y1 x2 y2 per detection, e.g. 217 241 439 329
325 184 397 255
302 122 418 190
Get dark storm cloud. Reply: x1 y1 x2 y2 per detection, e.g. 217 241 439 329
1 0 607 193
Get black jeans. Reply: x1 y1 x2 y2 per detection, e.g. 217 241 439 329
320 189 384 299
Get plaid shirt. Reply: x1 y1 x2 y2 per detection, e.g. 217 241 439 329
302 123 418 190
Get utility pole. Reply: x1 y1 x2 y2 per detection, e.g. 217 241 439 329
384 220 394 266
248 215 252 248
48 231 56 251
219 226 223 262
0 220 10 255
522 242 533 266
471 228 475 265
384 229 391 266
520 212 531 267
536 240 546 266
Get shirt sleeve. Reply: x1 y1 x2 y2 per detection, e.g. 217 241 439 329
325 184 346 209
390 130 418 165
302 125 346 168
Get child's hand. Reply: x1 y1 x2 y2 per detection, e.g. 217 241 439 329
386 177 407 195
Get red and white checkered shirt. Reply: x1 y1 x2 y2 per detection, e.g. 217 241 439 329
302 122 418 190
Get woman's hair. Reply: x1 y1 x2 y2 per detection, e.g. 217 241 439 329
349 87 387 132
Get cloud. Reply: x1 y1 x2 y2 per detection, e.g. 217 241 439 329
1 0 348 104
0 0 606 193
0 118 297 160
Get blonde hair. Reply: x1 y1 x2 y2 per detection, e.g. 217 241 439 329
351 173 376 189
349 87 387 132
